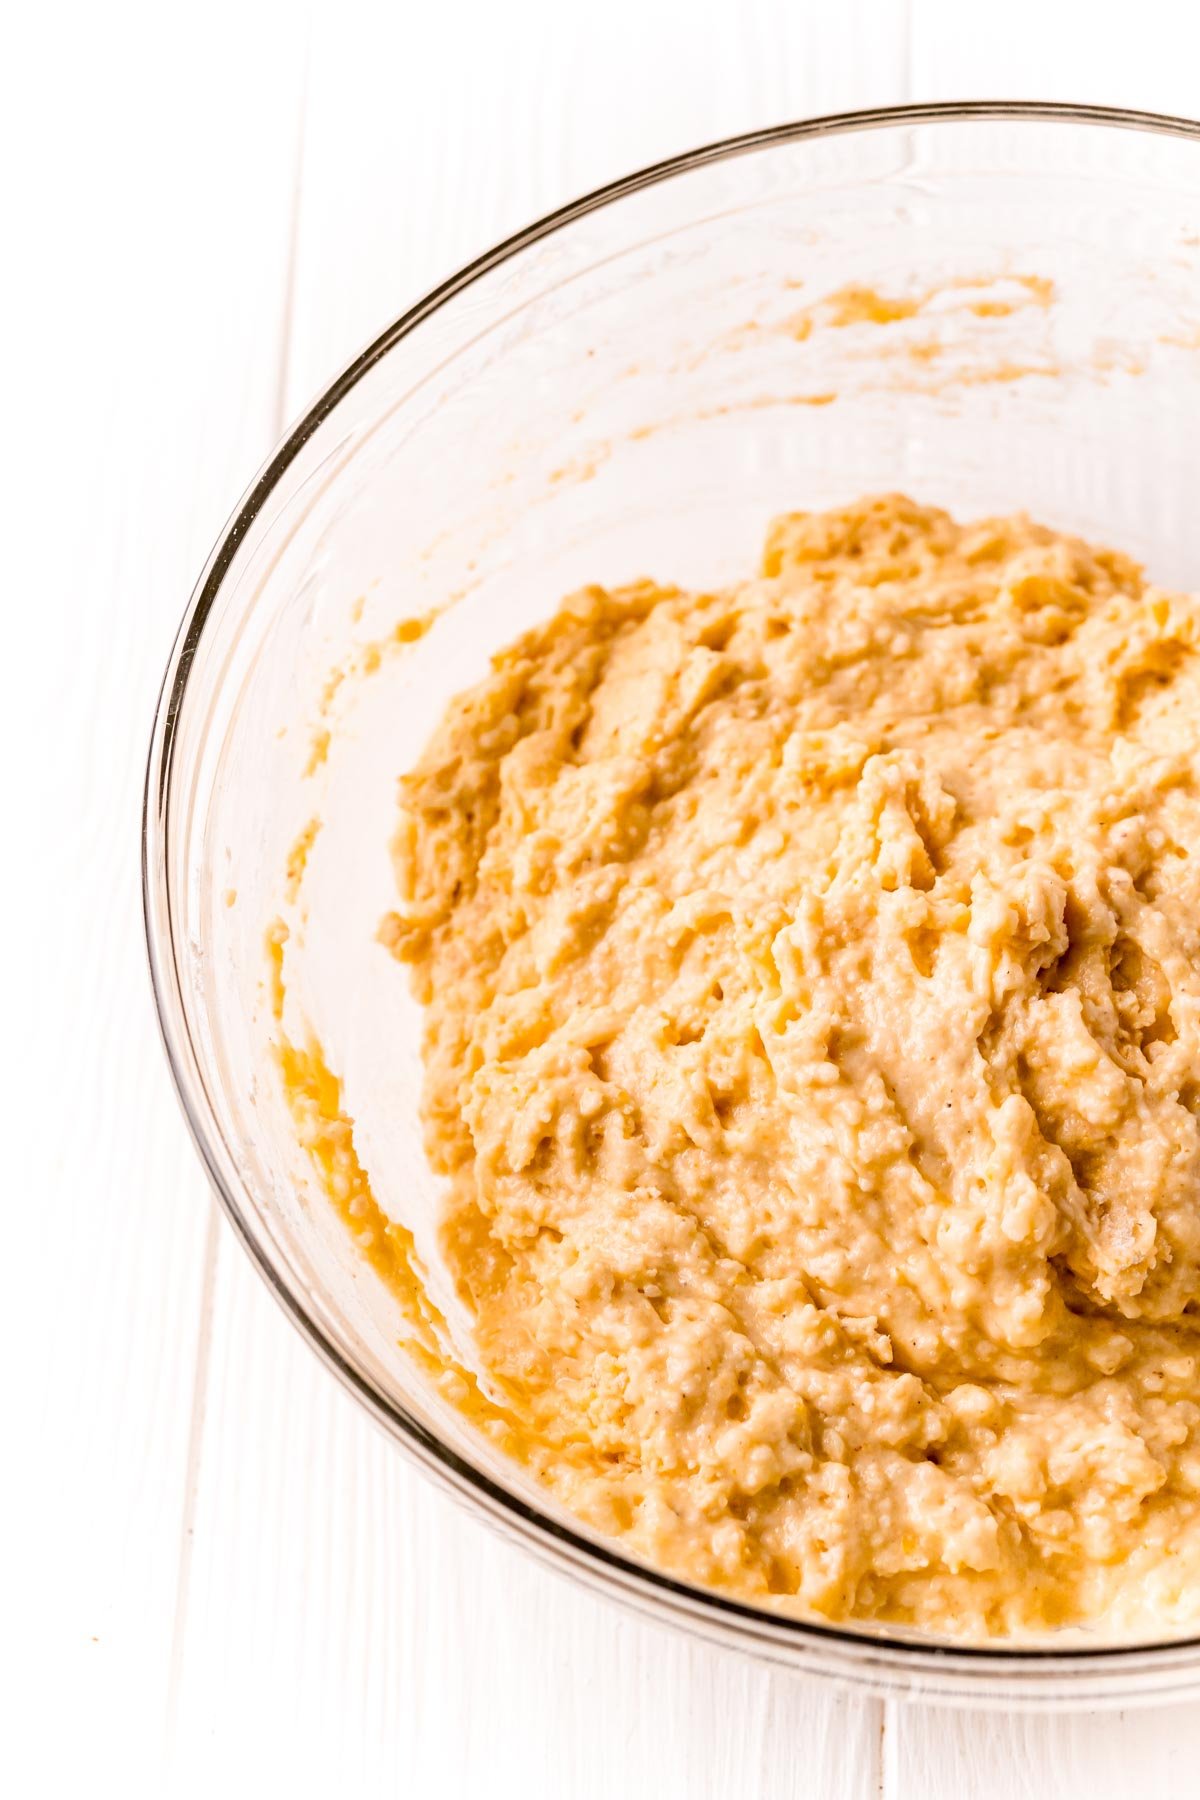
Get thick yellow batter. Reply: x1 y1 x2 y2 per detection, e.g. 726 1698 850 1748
379 495 1200 1637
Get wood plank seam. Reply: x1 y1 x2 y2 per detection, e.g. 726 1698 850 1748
165 1201 222 1736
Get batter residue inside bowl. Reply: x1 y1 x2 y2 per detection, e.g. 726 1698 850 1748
297 494 1200 1637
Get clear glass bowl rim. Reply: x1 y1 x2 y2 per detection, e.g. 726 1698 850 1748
142 100 1200 1690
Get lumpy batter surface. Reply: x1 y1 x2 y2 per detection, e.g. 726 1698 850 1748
379 495 1200 1636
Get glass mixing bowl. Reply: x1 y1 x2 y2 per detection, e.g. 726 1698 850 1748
145 103 1200 1706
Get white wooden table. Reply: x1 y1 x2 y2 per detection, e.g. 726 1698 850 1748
15 1 1200 1792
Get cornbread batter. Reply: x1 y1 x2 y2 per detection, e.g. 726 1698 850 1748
378 496 1200 1636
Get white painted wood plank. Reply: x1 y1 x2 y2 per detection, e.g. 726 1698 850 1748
4 2 305 1792
172 2 909 1795
886 1702 1200 1800
909 0 1200 114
